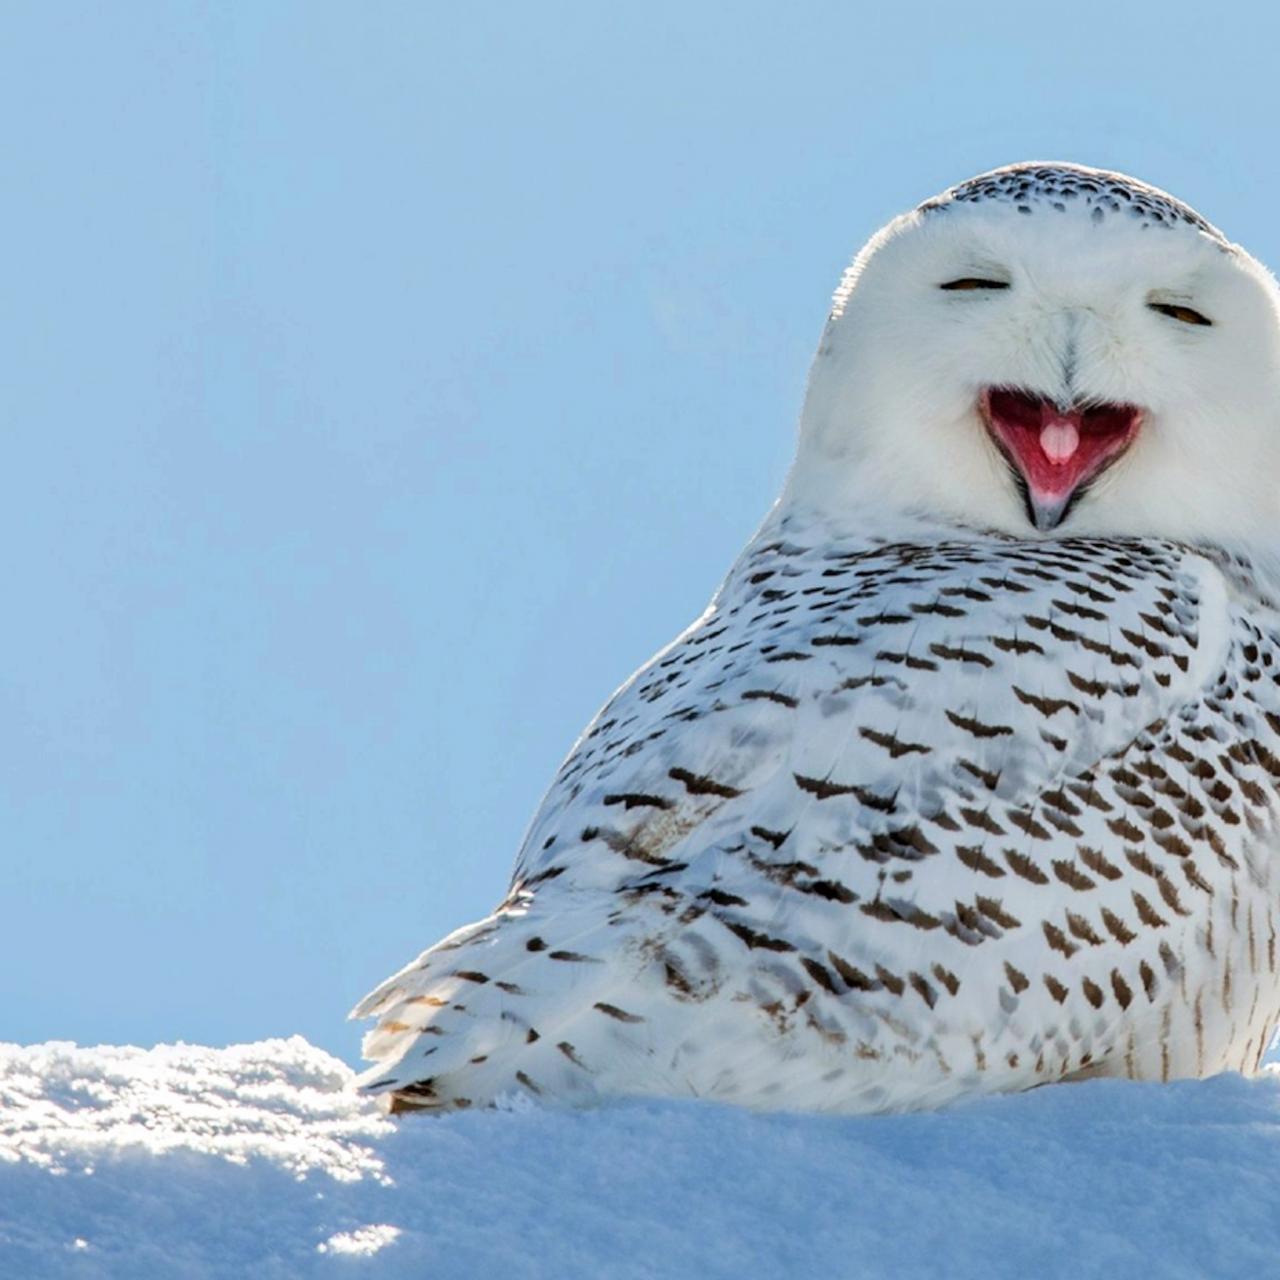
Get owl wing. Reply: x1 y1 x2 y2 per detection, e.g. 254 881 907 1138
353 525 1273 1110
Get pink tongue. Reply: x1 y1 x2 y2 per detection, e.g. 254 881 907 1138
1039 418 1080 464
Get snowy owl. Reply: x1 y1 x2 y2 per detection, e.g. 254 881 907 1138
353 162 1280 1115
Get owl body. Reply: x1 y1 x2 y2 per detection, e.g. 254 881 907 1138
355 163 1280 1113
356 507 1280 1111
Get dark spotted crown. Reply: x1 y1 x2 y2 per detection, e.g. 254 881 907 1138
920 162 1228 246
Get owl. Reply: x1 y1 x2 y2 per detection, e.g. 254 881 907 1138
352 163 1280 1115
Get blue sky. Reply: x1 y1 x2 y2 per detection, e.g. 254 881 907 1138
5 2 1279 1063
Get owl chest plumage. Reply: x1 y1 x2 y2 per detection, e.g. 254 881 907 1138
358 516 1280 1112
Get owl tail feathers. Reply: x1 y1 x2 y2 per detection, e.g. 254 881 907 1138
349 905 659 1115
347 913 509 1025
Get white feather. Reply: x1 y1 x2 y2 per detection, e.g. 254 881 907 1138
353 163 1280 1114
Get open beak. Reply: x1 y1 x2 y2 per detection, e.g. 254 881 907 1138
979 387 1143 531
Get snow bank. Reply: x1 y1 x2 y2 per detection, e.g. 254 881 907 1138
2 1037 1279 1279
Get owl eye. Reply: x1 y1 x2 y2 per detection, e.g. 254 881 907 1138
1148 301 1213 326
939 278 1010 291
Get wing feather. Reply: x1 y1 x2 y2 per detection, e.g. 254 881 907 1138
354 517 1267 1111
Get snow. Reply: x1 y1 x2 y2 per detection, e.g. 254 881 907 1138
315 1223 402 1257
3 1037 1280 1278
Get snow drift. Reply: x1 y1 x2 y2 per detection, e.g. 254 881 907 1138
2 1036 1279 1278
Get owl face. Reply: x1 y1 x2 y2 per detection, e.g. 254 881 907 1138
789 164 1280 545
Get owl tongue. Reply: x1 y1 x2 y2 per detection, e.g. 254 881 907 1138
1039 418 1079 464
982 388 1141 529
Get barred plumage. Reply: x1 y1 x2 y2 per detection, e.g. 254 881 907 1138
353 163 1280 1113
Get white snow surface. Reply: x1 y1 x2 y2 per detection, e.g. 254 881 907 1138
2 1037 1280 1278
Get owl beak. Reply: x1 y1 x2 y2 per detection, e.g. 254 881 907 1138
979 387 1143 531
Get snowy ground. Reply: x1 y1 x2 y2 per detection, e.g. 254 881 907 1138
2 1038 1280 1278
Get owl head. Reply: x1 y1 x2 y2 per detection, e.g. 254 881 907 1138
786 163 1280 545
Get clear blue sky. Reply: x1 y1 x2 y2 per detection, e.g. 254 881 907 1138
4 2 1278 1063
